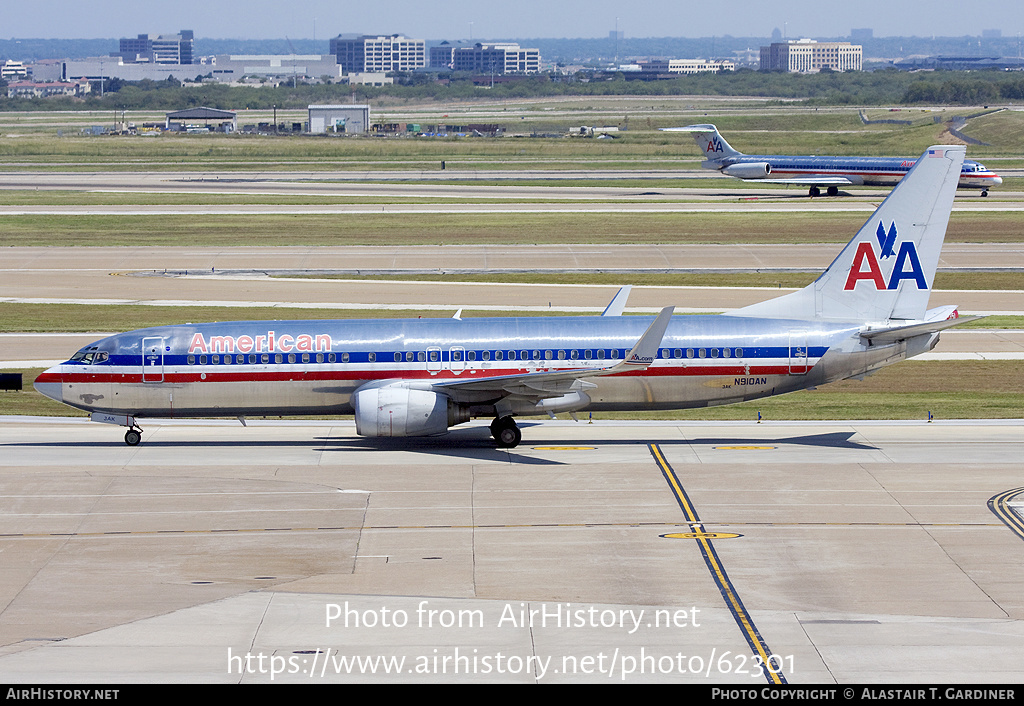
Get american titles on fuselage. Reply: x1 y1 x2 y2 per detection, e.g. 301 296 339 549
188 331 332 356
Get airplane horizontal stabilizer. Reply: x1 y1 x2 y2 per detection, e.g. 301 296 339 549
860 315 982 345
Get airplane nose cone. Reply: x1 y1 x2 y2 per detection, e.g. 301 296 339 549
992 175 1003 186
33 367 63 403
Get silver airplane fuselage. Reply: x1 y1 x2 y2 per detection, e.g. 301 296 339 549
35 314 910 419
720 154 1002 191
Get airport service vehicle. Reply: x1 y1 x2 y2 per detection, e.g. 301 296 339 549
669 124 1002 197
35 145 976 448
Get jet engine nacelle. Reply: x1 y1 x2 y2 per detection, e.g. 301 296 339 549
352 384 470 437
721 162 771 179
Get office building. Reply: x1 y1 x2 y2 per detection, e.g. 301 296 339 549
329 34 425 73
435 43 541 74
117 30 194 64
760 39 862 73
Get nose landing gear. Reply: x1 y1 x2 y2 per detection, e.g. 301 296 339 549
124 426 143 446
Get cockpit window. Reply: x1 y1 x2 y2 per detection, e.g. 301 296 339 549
69 347 109 364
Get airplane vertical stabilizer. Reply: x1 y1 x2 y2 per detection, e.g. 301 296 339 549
728 145 965 322
663 124 743 163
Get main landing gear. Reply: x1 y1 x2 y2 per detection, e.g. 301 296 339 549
808 186 839 197
489 416 521 448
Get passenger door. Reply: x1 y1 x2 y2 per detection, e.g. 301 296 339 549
142 337 164 382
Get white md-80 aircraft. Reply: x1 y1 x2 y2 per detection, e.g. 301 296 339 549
668 124 1002 197
36 145 975 448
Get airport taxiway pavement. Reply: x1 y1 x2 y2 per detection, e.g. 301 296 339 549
5 245 1024 318
0 417 1022 683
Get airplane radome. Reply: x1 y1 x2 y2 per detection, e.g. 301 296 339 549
36 145 977 448
667 124 1002 197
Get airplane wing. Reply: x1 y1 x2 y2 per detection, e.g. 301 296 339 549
754 176 855 186
431 306 674 400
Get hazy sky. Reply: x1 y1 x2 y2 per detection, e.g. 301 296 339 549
7 0 1024 40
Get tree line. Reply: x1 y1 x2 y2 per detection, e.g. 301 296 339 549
3 69 1024 112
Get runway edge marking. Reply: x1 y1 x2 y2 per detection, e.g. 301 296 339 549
649 442 788 685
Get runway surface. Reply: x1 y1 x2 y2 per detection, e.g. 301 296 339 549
0 417 1022 683
0 170 1017 209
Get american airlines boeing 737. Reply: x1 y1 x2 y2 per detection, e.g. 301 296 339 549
35 145 976 448
668 124 1002 197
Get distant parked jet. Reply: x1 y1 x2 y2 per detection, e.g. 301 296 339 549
667 124 1001 197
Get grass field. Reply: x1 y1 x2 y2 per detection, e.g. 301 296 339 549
2 103 1024 169
2 210 1022 247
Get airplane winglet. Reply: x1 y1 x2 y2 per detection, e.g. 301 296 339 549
601 285 632 316
614 306 674 371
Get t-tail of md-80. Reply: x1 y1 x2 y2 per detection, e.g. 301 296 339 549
35 145 978 448
667 124 1001 197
